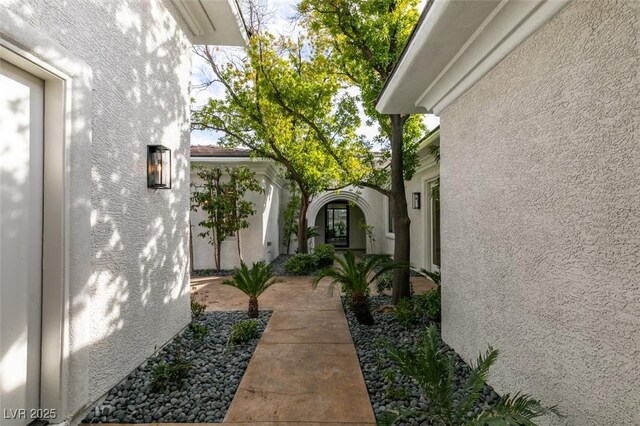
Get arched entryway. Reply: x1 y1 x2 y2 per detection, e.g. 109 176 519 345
307 192 374 253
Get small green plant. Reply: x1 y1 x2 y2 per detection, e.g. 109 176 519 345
150 357 192 392
313 243 335 268
392 297 417 328
223 261 279 318
384 325 562 425
375 271 393 294
386 386 412 400
313 251 401 326
414 288 441 321
189 322 209 340
150 335 193 392
284 253 318 275
357 219 376 252
191 300 206 318
227 320 259 346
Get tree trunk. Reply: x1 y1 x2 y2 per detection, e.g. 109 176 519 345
237 230 243 264
248 296 259 318
297 192 310 254
351 292 374 326
390 114 411 304
214 232 222 272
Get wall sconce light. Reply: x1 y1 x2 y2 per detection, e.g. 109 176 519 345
412 192 421 209
147 145 171 189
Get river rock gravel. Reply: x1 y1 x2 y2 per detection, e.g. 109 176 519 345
82 311 270 423
344 295 499 425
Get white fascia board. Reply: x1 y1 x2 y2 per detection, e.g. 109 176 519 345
172 0 248 46
376 0 571 115
190 157 284 189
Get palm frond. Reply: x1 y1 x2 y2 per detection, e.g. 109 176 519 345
223 261 279 297
458 347 499 416
471 392 563 425
388 325 456 423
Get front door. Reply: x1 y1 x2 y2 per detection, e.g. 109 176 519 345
0 59 44 424
325 201 349 247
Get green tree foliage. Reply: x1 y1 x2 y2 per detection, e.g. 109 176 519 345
298 0 427 304
191 165 263 270
192 33 366 253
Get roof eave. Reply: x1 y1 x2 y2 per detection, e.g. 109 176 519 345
376 0 571 116
172 0 249 47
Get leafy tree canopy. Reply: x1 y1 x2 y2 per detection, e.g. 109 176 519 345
297 0 426 182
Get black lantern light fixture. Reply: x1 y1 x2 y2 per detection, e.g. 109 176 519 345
147 145 171 189
412 192 421 209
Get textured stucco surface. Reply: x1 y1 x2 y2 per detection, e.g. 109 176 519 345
2 0 192 420
440 1 639 424
191 164 283 270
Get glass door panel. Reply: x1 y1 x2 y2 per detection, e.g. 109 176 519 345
325 202 349 247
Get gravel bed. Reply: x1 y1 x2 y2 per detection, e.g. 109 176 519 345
344 295 499 425
83 311 271 423
191 269 234 277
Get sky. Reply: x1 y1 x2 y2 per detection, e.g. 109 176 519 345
190 0 439 146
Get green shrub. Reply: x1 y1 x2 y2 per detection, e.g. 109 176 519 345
313 244 335 268
384 325 562 425
191 300 206 318
150 358 192 392
284 253 318 274
414 288 441 321
392 298 417 328
189 322 209 340
375 271 393 294
228 320 259 345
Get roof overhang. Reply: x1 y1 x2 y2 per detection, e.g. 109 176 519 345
376 0 571 115
172 0 249 46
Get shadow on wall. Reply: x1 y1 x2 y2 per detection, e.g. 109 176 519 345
3 0 192 415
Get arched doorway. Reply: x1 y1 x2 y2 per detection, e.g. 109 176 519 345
308 191 374 253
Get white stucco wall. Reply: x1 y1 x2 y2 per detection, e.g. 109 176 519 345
1 0 193 421
440 1 639 424
190 161 283 270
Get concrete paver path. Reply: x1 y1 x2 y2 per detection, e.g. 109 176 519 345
191 276 376 425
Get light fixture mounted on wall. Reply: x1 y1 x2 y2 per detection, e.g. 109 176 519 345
147 145 171 189
412 192 421 209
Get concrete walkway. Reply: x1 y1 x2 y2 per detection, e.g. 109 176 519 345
191 276 377 425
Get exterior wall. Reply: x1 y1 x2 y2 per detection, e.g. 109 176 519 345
379 150 439 271
1 0 193 420
191 162 283 270
440 1 640 424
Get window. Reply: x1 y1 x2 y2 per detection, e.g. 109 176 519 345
387 198 394 234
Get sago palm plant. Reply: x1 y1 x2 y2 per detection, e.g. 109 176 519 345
384 324 562 425
223 261 279 318
312 251 397 326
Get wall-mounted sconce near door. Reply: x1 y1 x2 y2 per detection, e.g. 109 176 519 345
412 192 421 209
147 145 171 189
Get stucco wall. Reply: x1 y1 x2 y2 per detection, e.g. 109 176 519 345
191 163 283 270
440 1 639 424
1 0 192 420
